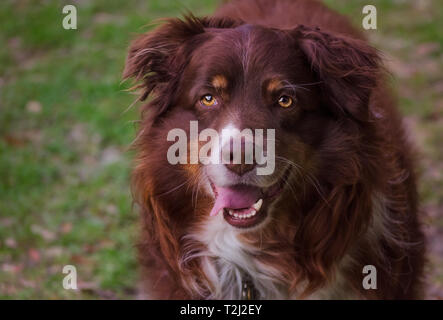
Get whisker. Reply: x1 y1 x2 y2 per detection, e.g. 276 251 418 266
275 155 329 207
155 179 192 198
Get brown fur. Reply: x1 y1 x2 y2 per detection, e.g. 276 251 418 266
124 0 425 299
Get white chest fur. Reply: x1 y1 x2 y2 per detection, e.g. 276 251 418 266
186 210 368 299
188 213 292 299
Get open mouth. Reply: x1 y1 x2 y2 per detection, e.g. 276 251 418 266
209 169 288 229
222 198 266 228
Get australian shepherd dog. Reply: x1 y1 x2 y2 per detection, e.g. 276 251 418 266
123 0 425 299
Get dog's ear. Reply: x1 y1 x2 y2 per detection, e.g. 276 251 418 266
123 15 241 107
294 25 381 122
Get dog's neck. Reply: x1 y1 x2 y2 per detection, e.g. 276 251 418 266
183 193 390 299
190 212 290 299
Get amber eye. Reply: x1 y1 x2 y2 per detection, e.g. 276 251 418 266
278 95 293 108
200 94 218 107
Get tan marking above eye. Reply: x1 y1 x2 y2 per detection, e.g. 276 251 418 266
267 78 282 93
212 75 228 90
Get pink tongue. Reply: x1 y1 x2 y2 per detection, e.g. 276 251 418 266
210 185 261 216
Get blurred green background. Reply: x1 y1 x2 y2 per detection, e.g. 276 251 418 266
0 0 441 299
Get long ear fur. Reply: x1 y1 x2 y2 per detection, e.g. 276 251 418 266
123 15 242 116
292 27 382 293
295 25 381 122
296 183 373 296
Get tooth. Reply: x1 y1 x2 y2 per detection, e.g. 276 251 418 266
234 213 239 218
229 209 234 216
252 199 263 212
251 210 256 216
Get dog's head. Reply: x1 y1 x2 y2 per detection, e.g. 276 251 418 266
125 15 379 228
125 15 381 294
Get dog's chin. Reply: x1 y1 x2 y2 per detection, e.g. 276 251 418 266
207 167 290 230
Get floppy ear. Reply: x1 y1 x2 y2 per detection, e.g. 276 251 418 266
295 25 381 122
123 15 241 114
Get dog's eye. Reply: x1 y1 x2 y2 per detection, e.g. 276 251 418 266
200 94 218 107
278 95 293 108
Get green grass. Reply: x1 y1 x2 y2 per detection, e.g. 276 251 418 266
0 0 441 299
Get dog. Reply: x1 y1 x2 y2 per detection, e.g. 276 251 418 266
123 0 425 299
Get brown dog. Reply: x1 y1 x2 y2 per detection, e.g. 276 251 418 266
124 0 425 299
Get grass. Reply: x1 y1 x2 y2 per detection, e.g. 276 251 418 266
0 0 441 299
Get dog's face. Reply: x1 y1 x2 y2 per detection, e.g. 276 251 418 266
176 24 323 229
125 17 379 231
